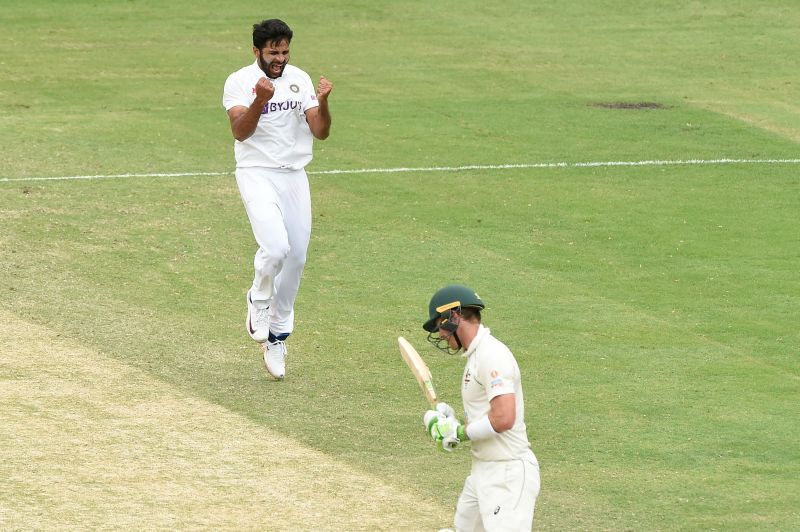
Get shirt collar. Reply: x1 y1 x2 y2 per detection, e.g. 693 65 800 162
462 324 490 358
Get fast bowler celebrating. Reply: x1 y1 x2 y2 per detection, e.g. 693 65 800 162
421 285 541 531
222 19 332 379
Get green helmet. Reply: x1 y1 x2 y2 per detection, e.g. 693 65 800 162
422 284 485 332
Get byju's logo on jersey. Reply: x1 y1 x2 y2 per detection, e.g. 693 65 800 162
261 99 302 115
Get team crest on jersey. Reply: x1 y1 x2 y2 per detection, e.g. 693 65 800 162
463 369 472 389
289 84 300 93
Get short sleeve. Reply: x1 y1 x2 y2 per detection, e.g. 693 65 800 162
301 72 319 112
223 72 252 111
477 346 517 401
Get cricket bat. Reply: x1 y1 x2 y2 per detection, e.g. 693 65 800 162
398 336 437 406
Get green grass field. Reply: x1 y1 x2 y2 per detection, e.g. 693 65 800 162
1 1 798 530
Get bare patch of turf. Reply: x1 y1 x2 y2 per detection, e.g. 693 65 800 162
0 309 450 530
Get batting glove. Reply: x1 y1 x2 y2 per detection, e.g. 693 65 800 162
424 410 445 431
425 413 464 452
435 402 456 418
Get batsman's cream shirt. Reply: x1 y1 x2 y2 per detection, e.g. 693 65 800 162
223 62 319 170
462 325 532 462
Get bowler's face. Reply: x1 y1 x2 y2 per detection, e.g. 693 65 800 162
255 39 290 78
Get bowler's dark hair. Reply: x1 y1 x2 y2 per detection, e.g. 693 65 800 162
253 19 293 49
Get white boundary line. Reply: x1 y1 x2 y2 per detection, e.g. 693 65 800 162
2 158 799 183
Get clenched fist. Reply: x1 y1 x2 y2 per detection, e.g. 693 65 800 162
316 76 333 101
254 77 275 104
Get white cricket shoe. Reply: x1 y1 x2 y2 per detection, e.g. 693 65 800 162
246 290 270 343
263 340 287 379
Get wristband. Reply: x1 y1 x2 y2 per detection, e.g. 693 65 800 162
466 415 497 441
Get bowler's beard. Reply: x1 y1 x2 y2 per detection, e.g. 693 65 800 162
257 54 285 79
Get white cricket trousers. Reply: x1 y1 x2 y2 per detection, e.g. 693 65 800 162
454 451 540 531
235 166 312 336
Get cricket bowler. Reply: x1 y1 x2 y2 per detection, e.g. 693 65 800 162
222 18 332 379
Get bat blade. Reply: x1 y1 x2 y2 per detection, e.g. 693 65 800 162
398 336 437 406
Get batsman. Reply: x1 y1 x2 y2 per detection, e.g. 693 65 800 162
421 285 541 531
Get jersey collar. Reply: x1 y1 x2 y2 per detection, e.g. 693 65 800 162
462 324 490 358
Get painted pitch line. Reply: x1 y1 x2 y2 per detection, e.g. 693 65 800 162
2 158 799 183
312 158 800 174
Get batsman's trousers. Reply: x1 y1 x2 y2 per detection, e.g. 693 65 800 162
454 451 540 531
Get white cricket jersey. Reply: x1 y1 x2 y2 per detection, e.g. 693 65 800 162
462 325 532 461
223 62 319 170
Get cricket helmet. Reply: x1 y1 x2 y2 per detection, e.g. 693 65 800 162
422 284 485 332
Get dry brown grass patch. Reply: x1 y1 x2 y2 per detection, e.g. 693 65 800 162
0 309 449 530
